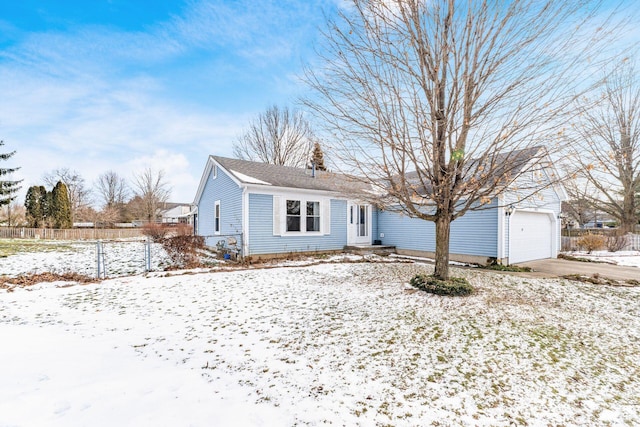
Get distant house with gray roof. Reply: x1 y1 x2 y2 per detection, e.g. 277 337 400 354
193 150 567 264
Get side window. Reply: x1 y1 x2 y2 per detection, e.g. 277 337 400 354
286 200 301 232
214 201 220 234
213 165 217 179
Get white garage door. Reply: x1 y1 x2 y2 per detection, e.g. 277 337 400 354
510 211 553 263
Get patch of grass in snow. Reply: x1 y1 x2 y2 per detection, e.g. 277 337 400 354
558 253 608 263
562 273 639 287
0 239 75 257
481 261 532 272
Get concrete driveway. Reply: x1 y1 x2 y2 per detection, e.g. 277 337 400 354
518 258 639 282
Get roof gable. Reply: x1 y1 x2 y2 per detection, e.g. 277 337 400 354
193 156 244 205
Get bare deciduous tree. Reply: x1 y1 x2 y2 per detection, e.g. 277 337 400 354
561 172 598 228
566 62 640 233
43 168 92 222
132 168 171 223
96 170 129 217
305 0 626 279
0 202 26 227
96 205 123 226
233 105 314 168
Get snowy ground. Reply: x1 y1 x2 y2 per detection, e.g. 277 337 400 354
0 239 172 278
1 242 639 426
563 250 640 268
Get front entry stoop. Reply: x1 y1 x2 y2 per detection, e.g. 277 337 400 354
344 245 397 256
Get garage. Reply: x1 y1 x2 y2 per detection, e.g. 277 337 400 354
510 211 553 263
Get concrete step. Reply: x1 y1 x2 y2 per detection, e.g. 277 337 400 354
344 245 397 256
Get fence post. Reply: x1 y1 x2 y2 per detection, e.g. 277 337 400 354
144 237 152 272
96 240 106 279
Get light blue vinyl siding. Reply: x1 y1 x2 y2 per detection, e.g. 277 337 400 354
197 166 243 248
248 194 347 255
371 208 379 241
502 171 562 212
377 199 499 257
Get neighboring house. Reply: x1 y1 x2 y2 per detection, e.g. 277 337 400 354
159 203 193 224
193 149 567 264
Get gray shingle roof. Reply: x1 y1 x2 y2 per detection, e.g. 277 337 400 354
401 146 546 194
212 146 546 197
212 156 365 193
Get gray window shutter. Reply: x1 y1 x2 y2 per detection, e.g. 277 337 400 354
273 196 281 236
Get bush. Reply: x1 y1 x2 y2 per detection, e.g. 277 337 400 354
160 235 205 268
575 234 605 253
142 223 169 242
173 223 193 237
483 263 532 272
409 274 474 296
605 234 628 252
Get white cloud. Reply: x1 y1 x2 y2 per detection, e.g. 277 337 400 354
0 0 331 208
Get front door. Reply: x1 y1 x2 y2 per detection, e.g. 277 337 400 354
347 202 371 245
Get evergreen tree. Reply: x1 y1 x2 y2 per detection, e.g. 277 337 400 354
41 186 52 227
25 186 46 227
310 142 327 171
0 141 21 207
51 181 72 228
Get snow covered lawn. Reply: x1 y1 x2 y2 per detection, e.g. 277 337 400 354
0 239 172 278
1 261 639 426
562 250 640 268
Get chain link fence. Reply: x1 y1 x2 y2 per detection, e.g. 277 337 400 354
1 239 171 279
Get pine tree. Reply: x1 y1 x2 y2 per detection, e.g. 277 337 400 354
41 186 52 227
0 141 21 207
25 186 46 227
310 142 327 171
51 181 72 229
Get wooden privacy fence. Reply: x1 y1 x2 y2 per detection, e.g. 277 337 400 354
0 227 144 240
561 233 640 252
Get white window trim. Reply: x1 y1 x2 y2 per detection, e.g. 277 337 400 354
214 200 221 235
273 195 330 237
212 165 218 179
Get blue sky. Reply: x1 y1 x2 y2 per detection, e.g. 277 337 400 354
1 1 637 208
0 0 338 205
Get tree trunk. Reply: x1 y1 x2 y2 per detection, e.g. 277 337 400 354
434 215 451 280
621 193 636 234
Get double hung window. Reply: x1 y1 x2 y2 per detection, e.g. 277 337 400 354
284 199 322 233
